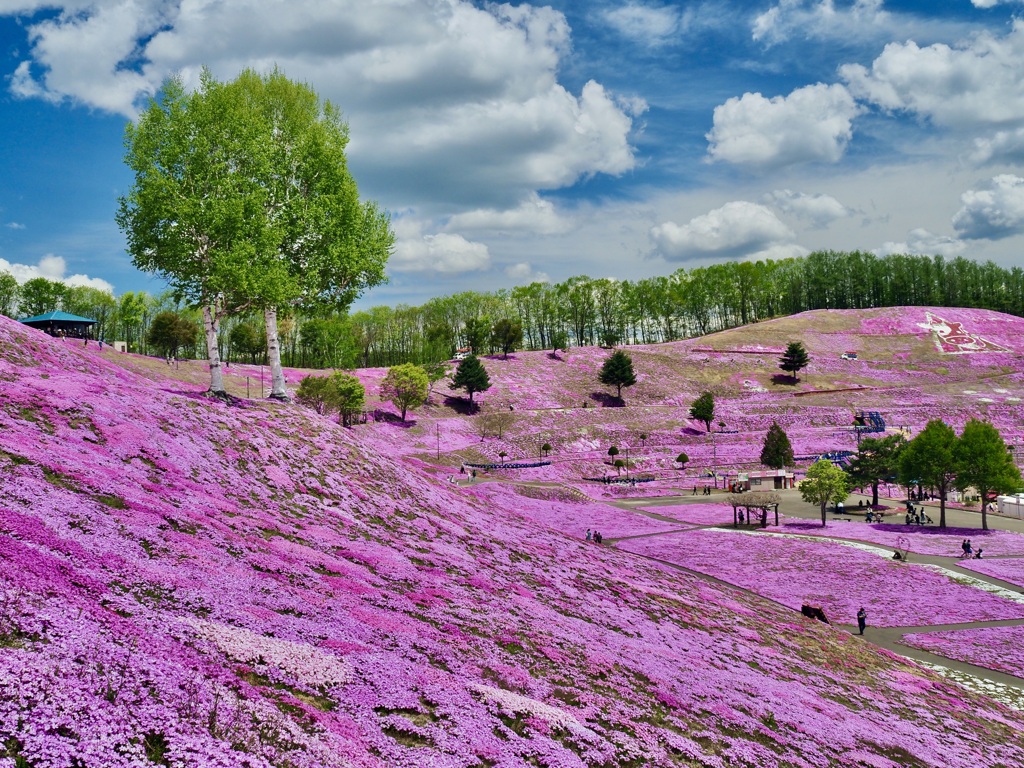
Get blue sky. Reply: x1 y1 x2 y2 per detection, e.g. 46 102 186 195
2 1 1024 308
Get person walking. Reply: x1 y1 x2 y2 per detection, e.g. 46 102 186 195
586 529 592 542
857 607 867 635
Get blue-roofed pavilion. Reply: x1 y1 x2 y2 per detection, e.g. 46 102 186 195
19 310 97 338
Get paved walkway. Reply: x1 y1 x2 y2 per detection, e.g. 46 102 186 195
470 477 1024 689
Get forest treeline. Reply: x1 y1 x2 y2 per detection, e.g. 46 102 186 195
3 251 1022 369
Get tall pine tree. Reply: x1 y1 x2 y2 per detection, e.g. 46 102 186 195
599 350 637 399
779 341 810 382
450 354 491 407
760 421 795 468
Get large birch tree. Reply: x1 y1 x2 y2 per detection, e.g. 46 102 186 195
118 68 392 400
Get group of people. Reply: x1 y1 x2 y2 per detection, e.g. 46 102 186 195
585 529 604 544
691 485 713 496
960 539 983 559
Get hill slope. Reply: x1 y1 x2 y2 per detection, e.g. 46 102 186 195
2 313 1024 767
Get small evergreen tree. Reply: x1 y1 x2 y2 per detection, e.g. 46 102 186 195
676 452 689 469
690 392 715 432
760 422 795 469
608 446 619 459
541 443 552 457
599 350 637 399
450 354 491 407
779 341 810 382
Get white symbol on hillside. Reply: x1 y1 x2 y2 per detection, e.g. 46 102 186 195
917 312 1008 354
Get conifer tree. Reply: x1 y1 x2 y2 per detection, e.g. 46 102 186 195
760 422 795 469
689 391 715 432
599 349 637 399
450 354 491 407
779 341 810 382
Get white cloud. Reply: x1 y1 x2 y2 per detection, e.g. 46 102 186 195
6 1 641 212
763 190 852 227
650 201 801 261
601 3 681 46
0 254 114 292
874 228 965 258
504 262 549 284
753 0 889 47
969 127 1024 165
707 83 861 169
445 194 571 235
4 222 26 230
841 22 1024 130
390 219 490 274
952 174 1024 240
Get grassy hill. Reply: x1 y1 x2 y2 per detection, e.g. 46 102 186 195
2 308 1024 767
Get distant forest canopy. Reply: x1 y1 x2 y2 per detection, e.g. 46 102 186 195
3 251 1023 369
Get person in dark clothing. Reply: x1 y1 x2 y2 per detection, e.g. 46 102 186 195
857 607 867 635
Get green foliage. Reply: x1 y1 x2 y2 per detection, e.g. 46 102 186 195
491 318 523 358
297 315 358 369
18 277 67 318
954 419 1022 530
449 354 491 406
380 363 429 421
613 459 626 474
464 317 491 354
599 349 637 399
760 422 794 469
779 341 810 382
898 419 958 528
800 459 850 526
0 272 18 318
608 446 619 458
147 312 200 358
541 443 553 456
550 330 569 354
689 391 715 432
295 375 335 415
675 452 689 468
226 321 264 363
846 434 905 507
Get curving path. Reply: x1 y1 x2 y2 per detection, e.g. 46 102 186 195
470 477 1024 691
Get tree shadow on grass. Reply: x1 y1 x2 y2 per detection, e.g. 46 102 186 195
375 411 416 428
589 392 624 407
771 374 798 386
443 395 478 415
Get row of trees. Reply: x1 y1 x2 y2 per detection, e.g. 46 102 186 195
798 420 1021 528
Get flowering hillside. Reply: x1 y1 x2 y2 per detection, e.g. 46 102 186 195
3 311 1024 767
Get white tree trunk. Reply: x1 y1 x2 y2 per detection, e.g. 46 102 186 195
264 306 288 400
203 303 226 396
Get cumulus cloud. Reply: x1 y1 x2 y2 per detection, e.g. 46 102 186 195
601 3 682 46
841 22 1024 130
389 219 490 273
753 0 889 47
874 228 965 258
650 201 802 261
952 174 1024 240
763 190 853 227
445 194 571 235
504 262 550 284
707 83 861 169
970 128 1024 165
6 1 641 212
0 254 114 292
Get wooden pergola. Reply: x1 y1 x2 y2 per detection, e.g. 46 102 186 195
726 491 782 527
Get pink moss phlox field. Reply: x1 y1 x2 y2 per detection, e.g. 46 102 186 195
3 315 1024 767
960 557 1024 588
767 521 1024 558
903 625 1024 676
617 529 1024 627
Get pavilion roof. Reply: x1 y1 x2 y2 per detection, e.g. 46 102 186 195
19 310 97 324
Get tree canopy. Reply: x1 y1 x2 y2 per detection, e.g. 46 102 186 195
380 363 429 421
118 67 392 399
760 422 794 469
954 419 1022 530
599 349 637 399
779 341 810 382
846 434 905 507
689 391 715 432
800 459 850 526
898 419 958 528
449 354 491 407
147 311 200 358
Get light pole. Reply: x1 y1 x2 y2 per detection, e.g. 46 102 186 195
436 423 440 460
625 445 630 481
